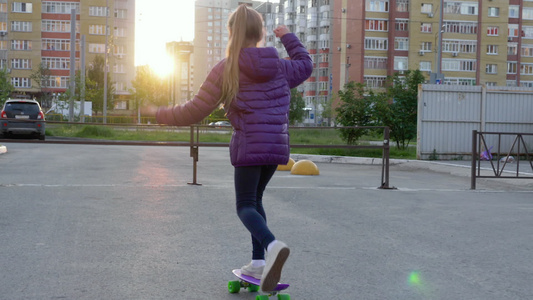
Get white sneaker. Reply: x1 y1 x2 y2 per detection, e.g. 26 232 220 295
241 262 264 280
260 241 290 291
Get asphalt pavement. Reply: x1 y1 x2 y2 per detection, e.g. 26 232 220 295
0 142 532 300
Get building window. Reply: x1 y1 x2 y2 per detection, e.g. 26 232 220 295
11 77 31 88
524 8 533 20
394 57 408 71
509 6 520 18
520 63 533 75
487 45 498 55
394 38 409 50
364 76 387 88
419 61 431 71
12 2 32 13
420 23 432 33
443 21 478 34
11 40 32 50
507 62 517 74
485 64 497 74
364 56 388 69
42 20 79 33
43 76 69 88
420 42 432 52
421 3 433 14
89 25 107 35
396 0 409 12
488 7 499 17
520 81 533 88
395 19 408 31
507 80 517 87
508 43 518 55
42 2 80 14
443 77 476 85
487 26 499 36
442 39 477 53
42 57 72 70
89 43 105 53
366 0 389 12
523 26 533 38
364 38 388 50
42 39 79 51
442 59 476 71
11 21 32 32
365 19 388 32
522 44 533 57
444 2 478 15
11 58 31 69
114 9 127 19
508 24 519 37
89 6 108 17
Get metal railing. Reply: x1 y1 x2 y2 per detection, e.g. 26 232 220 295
471 130 533 189
2 121 393 189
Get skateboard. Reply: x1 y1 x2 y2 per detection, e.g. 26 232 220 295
228 269 290 300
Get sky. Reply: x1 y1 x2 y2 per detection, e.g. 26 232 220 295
135 0 280 76
135 0 196 76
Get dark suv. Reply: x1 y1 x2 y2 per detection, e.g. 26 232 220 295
0 99 46 140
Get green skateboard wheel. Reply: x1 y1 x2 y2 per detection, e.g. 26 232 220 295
228 280 241 293
255 295 270 300
278 294 291 300
248 283 260 292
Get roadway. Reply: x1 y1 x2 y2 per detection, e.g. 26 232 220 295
0 142 532 299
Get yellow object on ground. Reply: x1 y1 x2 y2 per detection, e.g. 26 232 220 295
277 158 295 171
290 160 319 175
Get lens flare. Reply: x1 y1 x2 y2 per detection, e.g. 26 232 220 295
408 271 421 286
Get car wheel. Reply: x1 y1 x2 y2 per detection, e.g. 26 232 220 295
39 134 45 141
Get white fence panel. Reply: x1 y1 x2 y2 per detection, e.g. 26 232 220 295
417 85 533 160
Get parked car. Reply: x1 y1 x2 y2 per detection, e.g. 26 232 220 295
214 121 231 127
0 99 46 140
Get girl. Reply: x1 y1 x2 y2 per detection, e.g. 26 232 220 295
154 4 312 291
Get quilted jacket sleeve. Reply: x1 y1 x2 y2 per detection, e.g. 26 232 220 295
156 61 224 126
279 33 313 89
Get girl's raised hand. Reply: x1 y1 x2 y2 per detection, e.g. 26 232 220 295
274 25 290 38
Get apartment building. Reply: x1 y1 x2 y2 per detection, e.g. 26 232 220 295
166 41 194 106
0 0 135 110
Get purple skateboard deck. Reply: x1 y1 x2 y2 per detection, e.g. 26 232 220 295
232 269 290 292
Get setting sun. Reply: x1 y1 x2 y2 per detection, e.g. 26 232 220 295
135 0 195 71
148 53 175 78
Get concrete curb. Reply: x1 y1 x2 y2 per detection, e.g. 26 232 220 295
0 145 6 154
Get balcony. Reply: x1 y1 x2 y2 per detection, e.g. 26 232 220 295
320 18 330 27
306 35 317 43
319 5 330 13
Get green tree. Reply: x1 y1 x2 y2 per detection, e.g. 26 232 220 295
0 68 14 107
87 55 114 115
374 70 425 149
130 65 169 114
29 63 53 110
335 81 376 145
289 88 305 125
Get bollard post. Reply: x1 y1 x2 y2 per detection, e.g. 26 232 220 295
188 125 202 186
471 130 477 190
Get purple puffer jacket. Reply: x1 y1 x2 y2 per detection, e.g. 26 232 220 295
156 33 313 167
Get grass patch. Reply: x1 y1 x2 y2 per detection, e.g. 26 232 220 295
46 124 416 159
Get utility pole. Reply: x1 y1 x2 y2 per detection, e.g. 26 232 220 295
103 0 109 123
80 35 86 123
68 9 76 122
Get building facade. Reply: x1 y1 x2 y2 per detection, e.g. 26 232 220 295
0 0 135 110
166 41 194 106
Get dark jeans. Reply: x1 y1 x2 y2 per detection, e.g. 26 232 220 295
234 165 277 260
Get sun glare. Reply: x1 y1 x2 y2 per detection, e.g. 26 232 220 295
149 54 174 78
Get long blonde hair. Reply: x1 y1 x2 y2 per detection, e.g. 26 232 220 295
219 4 264 108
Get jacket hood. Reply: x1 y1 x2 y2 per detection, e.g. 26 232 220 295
239 47 280 82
